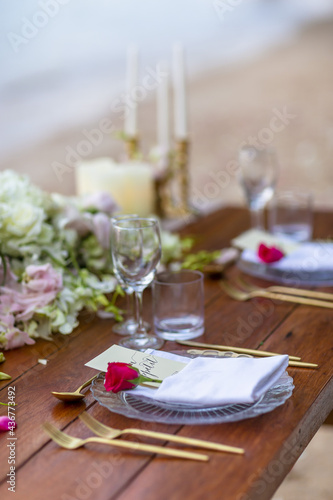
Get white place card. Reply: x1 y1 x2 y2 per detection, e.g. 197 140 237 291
85 345 187 388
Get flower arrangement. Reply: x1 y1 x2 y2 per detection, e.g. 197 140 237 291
0 170 190 351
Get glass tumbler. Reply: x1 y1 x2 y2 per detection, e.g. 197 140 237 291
153 270 205 341
269 190 313 242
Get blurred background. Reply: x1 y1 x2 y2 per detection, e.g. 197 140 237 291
0 1 332 498
1 0 333 211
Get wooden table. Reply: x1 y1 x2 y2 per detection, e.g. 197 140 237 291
1 207 332 500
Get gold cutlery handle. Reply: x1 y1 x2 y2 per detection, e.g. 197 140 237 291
85 436 209 461
268 286 333 301
252 290 333 309
122 428 244 454
78 375 98 392
287 360 318 369
176 339 300 361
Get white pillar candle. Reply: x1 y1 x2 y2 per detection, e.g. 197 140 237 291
120 162 155 216
76 159 154 217
157 61 170 156
173 43 188 140
124 45 139 137
101 162 154 217
75 158 116 195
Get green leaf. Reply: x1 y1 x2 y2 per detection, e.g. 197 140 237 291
0 372 11 381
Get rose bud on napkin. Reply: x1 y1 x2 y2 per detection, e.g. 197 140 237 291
104 362 162 393
258 243 285 264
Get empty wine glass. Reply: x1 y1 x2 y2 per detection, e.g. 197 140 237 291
111 217 164 350
110 215 150 335
238 146 278 229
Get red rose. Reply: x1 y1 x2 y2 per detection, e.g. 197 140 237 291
104 362 162 393
258 243 285 264
104 362 140 392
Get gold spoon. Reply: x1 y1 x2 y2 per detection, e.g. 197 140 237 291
51 374 98 402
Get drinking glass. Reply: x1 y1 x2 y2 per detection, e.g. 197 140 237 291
153 270 205 341
268 190 313 242
111 217 164 350
238 146 278 229
110 215 149 335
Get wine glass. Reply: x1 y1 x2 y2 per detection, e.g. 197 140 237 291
111 217 164 350
110 215 150 335
238 146 278 229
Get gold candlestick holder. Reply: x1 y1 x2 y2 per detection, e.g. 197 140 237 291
155 153 173 218
154 140 197 220
175 138 190 214
125 135 139 160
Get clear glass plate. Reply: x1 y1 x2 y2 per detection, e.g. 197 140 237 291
238 242 333 286
91 351 294 424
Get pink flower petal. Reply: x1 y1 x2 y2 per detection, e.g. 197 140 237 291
0 416 16 432
258 243 285 264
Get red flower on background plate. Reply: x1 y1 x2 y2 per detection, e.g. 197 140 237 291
258 243 285 264
104 362 162 393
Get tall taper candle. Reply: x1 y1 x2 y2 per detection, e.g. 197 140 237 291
157 61 170 155
173 43 188 139
125 45 139 137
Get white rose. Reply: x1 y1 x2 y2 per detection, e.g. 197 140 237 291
2 202 44 239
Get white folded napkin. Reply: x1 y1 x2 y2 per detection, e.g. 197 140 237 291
130 351 289 407
242 242 333 272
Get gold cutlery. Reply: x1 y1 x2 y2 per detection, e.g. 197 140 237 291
42 422 209 461
176 339 301 361
220 279 333 309
236 276 333 302
51 374 98 401
185 350 317 369
79 411 244 455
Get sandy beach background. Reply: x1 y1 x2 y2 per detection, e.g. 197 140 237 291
0 2 332 498
1 7 333 213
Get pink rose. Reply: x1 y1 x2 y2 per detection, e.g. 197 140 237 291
24 264 62 295
258 243 285 264
0 314 35 350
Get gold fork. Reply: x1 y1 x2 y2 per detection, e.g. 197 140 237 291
42 422 208 461
79 412 244 455
236 276 333 302
220 279 333 309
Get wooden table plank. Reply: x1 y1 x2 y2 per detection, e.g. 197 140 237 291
0 207 332 500
0 285 298 498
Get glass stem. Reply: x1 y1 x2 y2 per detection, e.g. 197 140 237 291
135 291 146 335
251 207 264 230
126 290 135 322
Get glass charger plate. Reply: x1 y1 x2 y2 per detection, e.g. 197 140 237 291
91 351 294 425
238 243 333 286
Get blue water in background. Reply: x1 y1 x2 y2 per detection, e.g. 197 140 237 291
0 0 332 158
